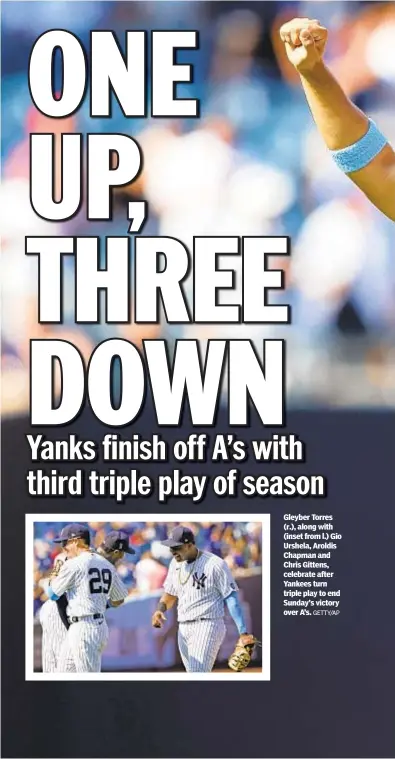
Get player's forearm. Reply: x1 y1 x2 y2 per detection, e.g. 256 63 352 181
300 62 395 220
158 592 177 611
49 572 72 598
48 576 64 599
299 61 368 149
47 584 60 601
225 591 247 635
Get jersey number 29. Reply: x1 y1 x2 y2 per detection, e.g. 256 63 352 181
88 567 112 594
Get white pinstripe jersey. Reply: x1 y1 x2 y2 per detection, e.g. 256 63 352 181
50 551 128 616
40 552 68 632
163 550 238 622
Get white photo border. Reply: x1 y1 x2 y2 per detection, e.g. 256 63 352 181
26 513 270 682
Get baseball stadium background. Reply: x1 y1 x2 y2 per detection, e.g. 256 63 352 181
2 2 395 758
33 521 263 672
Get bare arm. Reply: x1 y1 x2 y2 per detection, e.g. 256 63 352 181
151 592 177 628
279 18 395 221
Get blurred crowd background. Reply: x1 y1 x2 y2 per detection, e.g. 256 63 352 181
33 520 262 614
2 0 395 416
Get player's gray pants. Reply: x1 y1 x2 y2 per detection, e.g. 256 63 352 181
57 618 109 673
40 600 69 673
178 618 226 672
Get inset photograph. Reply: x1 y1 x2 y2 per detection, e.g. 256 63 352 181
27 514 269 680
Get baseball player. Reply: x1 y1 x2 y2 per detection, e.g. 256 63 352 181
39 551 70 672
47 524 133 673
151 525 258 673
279 17 395 221
96 529 136 566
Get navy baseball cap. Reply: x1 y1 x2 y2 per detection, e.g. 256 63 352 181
101 530 135 555
53 523 90 544
161 526 195 548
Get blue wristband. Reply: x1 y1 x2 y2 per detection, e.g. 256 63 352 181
331 119 388 174
47 586 60 601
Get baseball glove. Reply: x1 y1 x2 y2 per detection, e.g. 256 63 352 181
228 634 261 672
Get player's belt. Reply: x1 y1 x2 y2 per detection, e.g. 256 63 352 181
180 617 218 623
68 613 104 623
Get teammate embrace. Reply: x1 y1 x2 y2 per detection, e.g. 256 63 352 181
41 524 134 673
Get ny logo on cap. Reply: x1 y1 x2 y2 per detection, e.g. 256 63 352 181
192 572 207 590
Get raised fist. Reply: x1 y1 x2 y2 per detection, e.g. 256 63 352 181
279 18 328 73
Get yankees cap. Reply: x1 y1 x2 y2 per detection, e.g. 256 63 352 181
101 530 136 555
161 526 195 548
53 523 90 544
